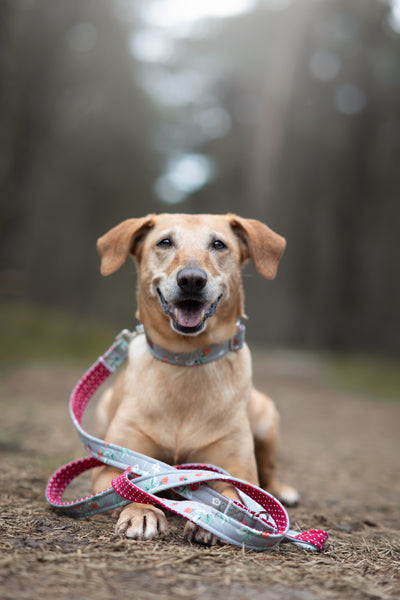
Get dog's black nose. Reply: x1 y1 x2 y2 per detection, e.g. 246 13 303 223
177 267 207 295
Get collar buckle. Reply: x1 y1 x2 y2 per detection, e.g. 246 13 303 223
230 337 242 351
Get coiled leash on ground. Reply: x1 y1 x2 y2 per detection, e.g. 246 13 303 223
46 327 328 552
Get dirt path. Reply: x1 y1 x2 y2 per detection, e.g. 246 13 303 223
0 354 399 600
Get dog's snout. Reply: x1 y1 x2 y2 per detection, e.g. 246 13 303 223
177 267 207 295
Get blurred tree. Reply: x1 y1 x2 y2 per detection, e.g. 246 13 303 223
268 0 400 353
0 0 158 320
0 0 399 354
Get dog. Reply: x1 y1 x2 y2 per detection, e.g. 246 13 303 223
93 213 298 544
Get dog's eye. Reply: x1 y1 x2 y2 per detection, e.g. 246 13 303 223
212 239 227 251
157 238 172 249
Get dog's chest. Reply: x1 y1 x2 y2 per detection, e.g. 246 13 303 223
123 336 252 449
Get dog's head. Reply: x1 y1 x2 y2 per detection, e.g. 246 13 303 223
97 214 286 345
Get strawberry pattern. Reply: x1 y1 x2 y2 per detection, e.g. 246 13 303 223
46 327 328 552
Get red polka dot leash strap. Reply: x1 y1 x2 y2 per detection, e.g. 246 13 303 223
46 328 328 552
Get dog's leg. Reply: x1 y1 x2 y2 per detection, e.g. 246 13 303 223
115 504 168 539
249 388 299 506
183 483 243 547
95 387 114 438
92 465 168 539
183 428 259 546
92 429 169 540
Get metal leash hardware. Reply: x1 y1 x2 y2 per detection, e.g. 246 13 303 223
99 325 144 372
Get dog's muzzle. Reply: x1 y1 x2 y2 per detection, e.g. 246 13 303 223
157 267 222 334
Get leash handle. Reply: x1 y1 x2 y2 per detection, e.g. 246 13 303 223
46 328 328 552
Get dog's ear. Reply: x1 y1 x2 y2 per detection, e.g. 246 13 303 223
97 215 155 276
227 214 286 280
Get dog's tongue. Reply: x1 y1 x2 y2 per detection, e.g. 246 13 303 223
176 303 204 328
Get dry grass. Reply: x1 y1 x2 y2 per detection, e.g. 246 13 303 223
1 361 399 600
1 449 399 600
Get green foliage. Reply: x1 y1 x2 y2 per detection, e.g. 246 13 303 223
0 302 116 363
329 354 400 402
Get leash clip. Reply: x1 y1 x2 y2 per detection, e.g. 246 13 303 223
116 328 134 342
100 329 133 372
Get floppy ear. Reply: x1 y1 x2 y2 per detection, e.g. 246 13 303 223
97 215 155 276
227 214 286 280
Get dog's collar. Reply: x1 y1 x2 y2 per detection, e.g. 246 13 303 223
144 322 246 366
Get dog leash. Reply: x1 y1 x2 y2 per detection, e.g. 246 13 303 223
46 327 328 552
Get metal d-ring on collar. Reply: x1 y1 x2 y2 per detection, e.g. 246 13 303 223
144 321 246 366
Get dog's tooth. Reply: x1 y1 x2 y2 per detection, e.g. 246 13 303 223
174 308 179 320
201 310 205 320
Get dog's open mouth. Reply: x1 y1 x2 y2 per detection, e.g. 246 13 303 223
157 289 222 334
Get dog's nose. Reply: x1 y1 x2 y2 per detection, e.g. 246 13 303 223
177 267 207 295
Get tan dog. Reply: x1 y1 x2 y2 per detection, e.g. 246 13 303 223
93 213 298 544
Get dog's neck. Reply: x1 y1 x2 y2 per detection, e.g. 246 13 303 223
144 322 246 366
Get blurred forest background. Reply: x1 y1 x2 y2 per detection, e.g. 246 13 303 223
1 0 399 357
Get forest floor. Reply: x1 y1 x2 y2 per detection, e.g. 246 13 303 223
1 349 399 600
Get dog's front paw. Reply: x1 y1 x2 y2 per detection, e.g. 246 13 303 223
115 504 168 539
271 483 299 507
184 521 221 546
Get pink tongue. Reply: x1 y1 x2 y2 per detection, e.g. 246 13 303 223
177 306 203 328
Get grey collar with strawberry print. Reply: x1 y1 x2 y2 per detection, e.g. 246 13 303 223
144 321 246 366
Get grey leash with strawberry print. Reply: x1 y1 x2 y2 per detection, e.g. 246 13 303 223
46 326 328 552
